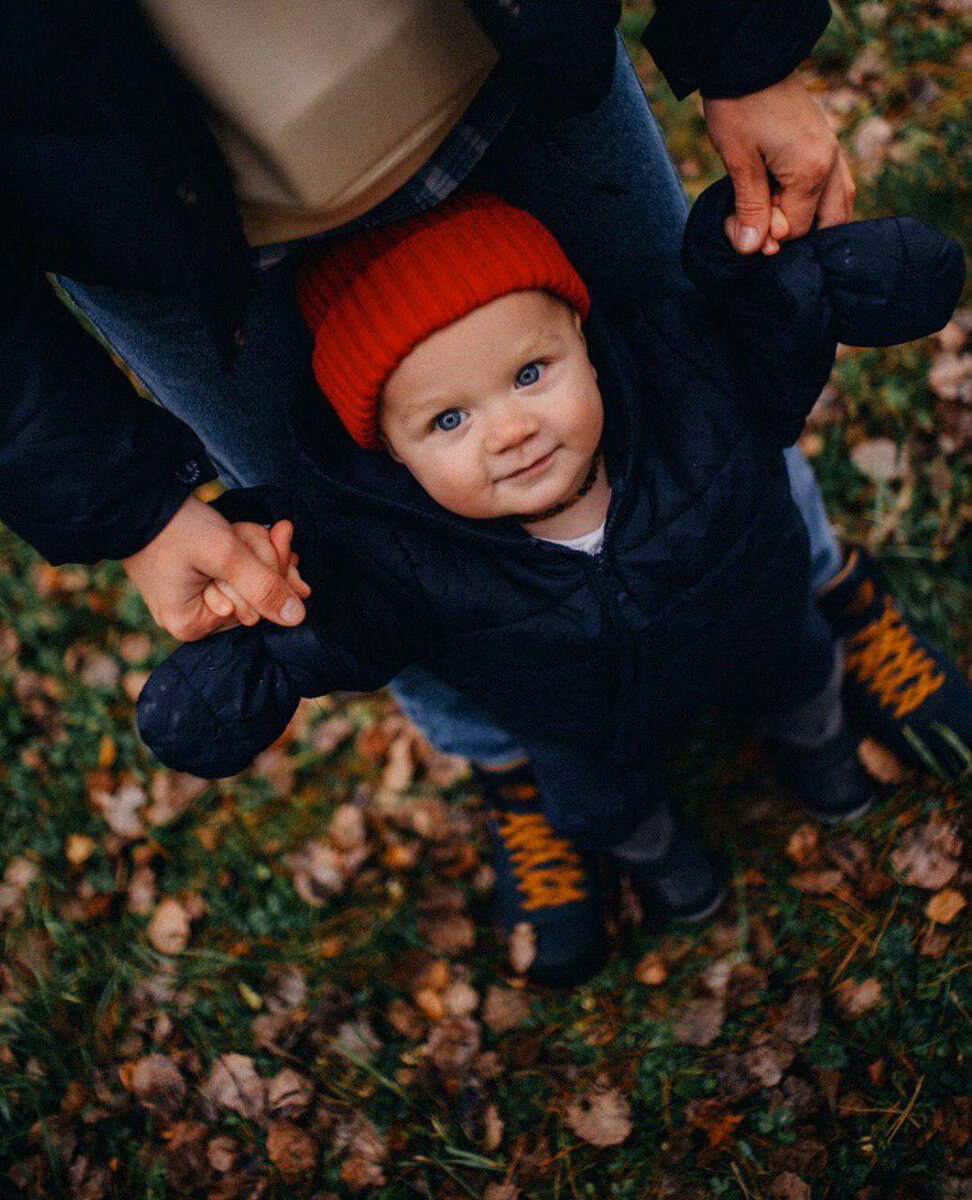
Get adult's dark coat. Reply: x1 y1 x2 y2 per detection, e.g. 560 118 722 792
0 0 831 565
137 180 964 847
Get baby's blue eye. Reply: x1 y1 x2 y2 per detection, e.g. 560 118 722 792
434 408 467 432
515 361 544 388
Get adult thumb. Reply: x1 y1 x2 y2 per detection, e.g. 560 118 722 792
223 539 306 627
726 155 772 254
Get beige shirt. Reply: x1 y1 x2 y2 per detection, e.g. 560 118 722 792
142 0 499 245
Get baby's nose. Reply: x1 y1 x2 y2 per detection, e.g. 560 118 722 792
485 403 539 454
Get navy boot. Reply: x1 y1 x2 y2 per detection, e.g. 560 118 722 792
474 764 610 987
818 548 972 778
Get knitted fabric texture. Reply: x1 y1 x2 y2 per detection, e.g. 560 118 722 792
296 190 591 449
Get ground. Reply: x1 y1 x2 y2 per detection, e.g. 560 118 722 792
0 3 969 1197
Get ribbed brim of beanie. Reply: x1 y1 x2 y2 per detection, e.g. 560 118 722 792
296 190 590 449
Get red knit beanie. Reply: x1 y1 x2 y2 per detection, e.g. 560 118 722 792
296 190 590 449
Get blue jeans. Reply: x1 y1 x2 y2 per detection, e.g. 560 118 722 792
58 35 841 765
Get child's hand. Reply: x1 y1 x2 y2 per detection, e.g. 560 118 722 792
201 520 312 627
725 204 790 255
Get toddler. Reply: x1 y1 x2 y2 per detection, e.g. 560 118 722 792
138 183 966 984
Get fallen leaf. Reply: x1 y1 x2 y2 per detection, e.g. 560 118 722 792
266 1119 317 1183
745 1034 795 1088
312 715 355 754
685 1098 745 1147
772 1173 811 1200
330 804 367 852
382 733 415 793
850 437 909 482
443 980 479 1018
833 977 883 1019
925 888 966 925
790 869 843 894
127 866 157 916
565 1083 632 1147
674 997 725 1047
421 1016 481 1076
65 834 97 866
419 912 475 956
118 631 154 663
340 1157 386 1193
284 840 344 905
386 997 427 1039
509 922 536 975
207 1135 238 1174
484 1181 519 1200
785 824 821 868
89 781 146 840
780 977 822 1046
203 1054 266 1122
928 350 972 401
634 952 668 986
267 1068 314 1119
264 965 308 1014
919 926 952 959
482 985 530 1034
147 771 206 827
891 812 961 889
128 1055 186 1120
851 115 894 165
147 897 192 955
858 738 906 784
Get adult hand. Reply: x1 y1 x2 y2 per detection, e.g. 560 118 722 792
703 72 856 255
121 494 309 642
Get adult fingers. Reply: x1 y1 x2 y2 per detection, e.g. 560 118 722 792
815 151 857 229
776 142 838 239
725 151 772 253
212 536 306 626
202 580 235 620
269 520 294 572
207 578 261 626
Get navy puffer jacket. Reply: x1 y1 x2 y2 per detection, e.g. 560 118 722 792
138 180 963 846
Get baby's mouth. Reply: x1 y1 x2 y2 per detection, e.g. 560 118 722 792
500 448 557 482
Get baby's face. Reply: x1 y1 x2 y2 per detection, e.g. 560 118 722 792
379 290 603 521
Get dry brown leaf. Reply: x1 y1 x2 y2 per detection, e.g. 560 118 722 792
891 813 962 889
203 1053 266 1122
89 781 146 840
340 1156 386 1193
484 1186 520 1200
785 824 821 868
919 925 952 959
634 952 668 986
330 804 367 852
264 965 307 1014
332 1018 382 1063
509 922 536 974
312 715 355 754
206 1135 238 1174
833 977 883 1019
685 1098 745 1148
386 997 427 1039
419 912 475 956
147 897 191 955
127 866 157 916
482 985 531 1034
284 840 344 906
266 1119 317 1183
65 834 97 866
790 869 843 895
674 997 725 1048
443 980 479 1017
128 1054 186 1120
772 1173 812 1200
267 1068 314 1119
565 1083 632 1147
745 1034 795 1088
780 976 823 1046
851 115 894 165
850 437 909 482
928 350 972 401
925 888 966 925
382 733 416 793
146 771 206 827
421 1016 481 1076
857 738 906 784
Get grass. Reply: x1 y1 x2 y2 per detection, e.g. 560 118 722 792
1 2 969 1197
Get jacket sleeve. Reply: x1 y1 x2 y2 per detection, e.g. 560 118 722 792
681 177 965 446
465 0 621 118
136 487 420 777
641 0 831 100
0 252 217 565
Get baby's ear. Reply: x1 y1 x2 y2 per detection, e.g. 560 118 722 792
378 430 404 464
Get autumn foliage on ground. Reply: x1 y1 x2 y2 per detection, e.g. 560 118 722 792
1 3 969 1198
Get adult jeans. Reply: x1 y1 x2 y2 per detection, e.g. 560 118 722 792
57 34 842 766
